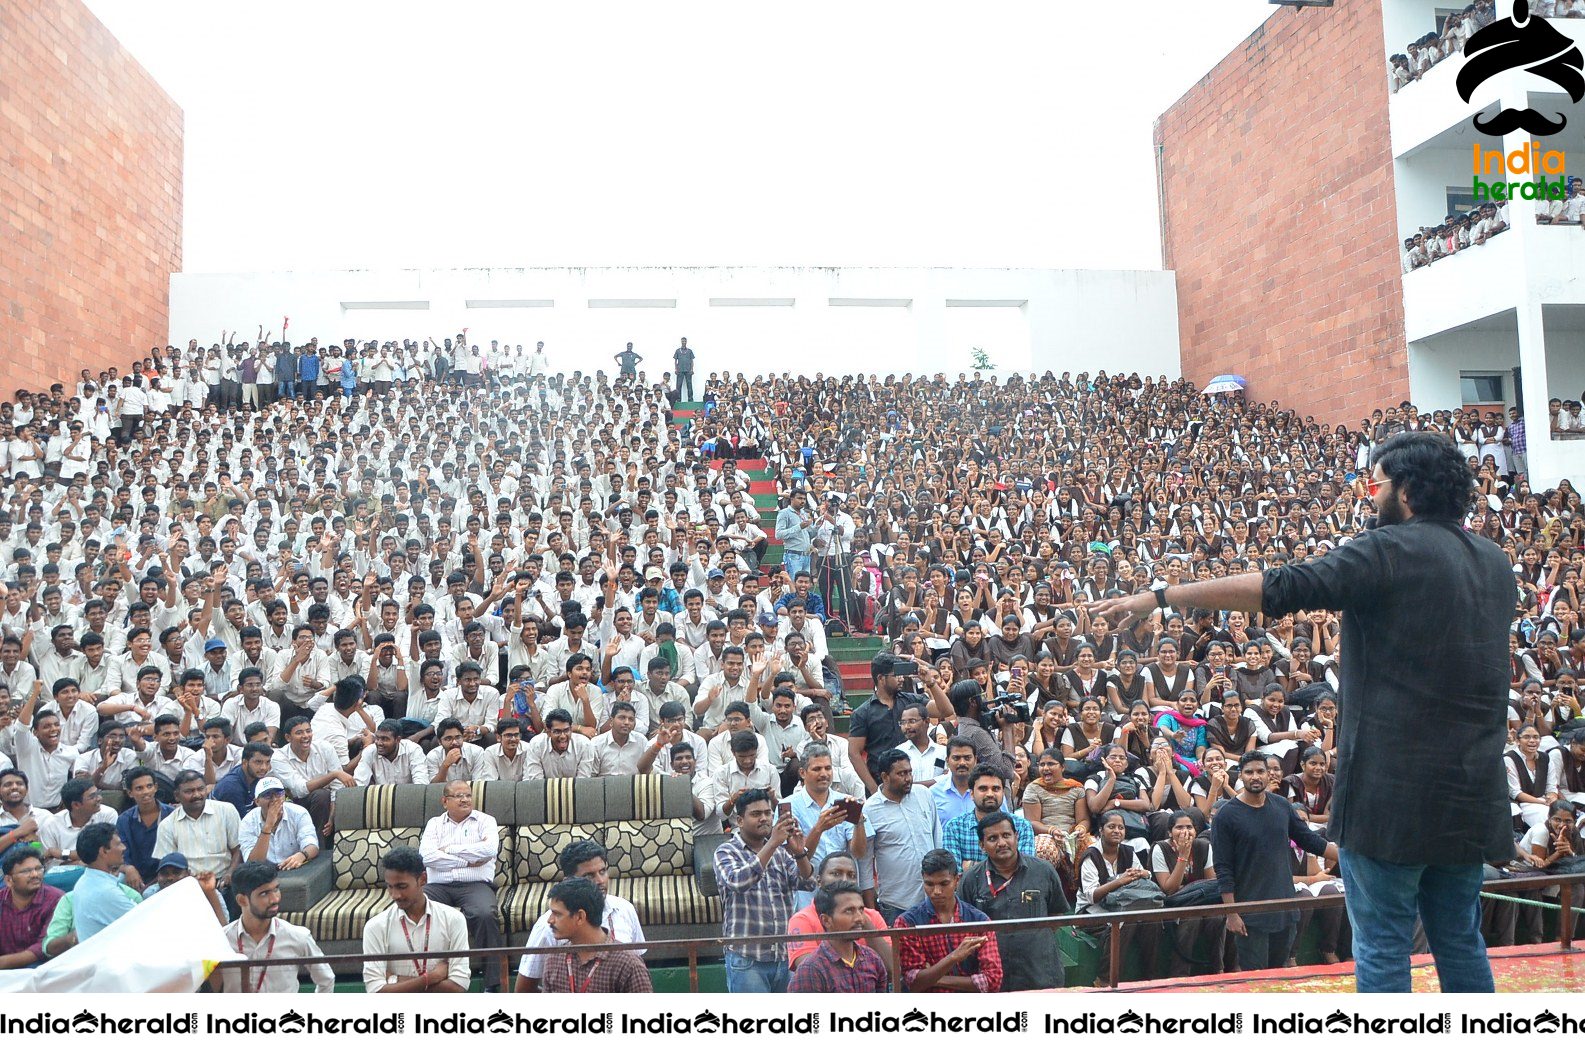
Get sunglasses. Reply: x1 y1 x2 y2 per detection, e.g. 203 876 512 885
1365 476 1385 497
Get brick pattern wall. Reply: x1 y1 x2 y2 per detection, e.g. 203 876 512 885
1 0 182 394
1155 0 1407 424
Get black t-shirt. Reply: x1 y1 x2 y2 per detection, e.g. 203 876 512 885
674 347 695 371
849 690 919 774
1210 795 1328 931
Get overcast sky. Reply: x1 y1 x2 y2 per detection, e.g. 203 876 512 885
85 0 1279 275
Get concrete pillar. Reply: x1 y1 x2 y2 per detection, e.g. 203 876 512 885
909 296 949 376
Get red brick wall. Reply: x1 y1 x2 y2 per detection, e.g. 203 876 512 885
1155 0 1407 424
0 0 181 394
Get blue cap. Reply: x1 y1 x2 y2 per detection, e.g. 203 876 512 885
156 852 189 872
203 638 227 652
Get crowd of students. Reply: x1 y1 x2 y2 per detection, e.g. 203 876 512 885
0 332 1580 990
1388 1 1585 94
1401 201 1510 273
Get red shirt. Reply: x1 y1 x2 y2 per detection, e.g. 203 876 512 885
787 901 889 966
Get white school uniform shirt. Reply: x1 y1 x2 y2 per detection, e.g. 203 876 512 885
0 726 79 808
590 730 650 776
479 741 530 782
38 805 118 866
353 739 429 786
70 747 139 789
423 741 489 783
221 916 336 993
362 899 472 993
271 739 346 797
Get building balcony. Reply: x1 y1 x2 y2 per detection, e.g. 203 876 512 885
1401 228 1526 342
1387 15 1585 159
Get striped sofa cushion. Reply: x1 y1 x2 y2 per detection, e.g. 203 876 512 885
597 773 691 821
334 784 432 832
602 819 694 877
610 874 722 927
497 882 554 932
292 887 390 943
334 827 422 890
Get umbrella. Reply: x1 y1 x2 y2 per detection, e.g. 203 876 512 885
1203 374 1247 395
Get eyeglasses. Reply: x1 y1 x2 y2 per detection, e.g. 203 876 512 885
1365 476 1385 497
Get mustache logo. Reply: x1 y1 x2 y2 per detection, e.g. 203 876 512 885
1458 1 1584 134
1474 106 1568 135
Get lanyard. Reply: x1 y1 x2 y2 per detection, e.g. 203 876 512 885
400 913 432 976
566 955 603 993
237 930 276 993
985 867 1015 900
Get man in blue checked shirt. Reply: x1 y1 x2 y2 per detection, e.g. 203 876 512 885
712 789 815 993
942 766 1036 869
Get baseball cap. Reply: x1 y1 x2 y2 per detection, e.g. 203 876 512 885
156 853 190 873
203 638 227 652
706 568 725 580
253 776 286 799
644 566 665 581
755 612 778 628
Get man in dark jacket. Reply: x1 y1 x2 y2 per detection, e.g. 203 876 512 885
1092 432 1513 993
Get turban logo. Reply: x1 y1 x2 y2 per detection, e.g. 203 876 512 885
1458 0 1584 135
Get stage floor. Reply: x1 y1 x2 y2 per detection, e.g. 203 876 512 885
1089 944 1583 993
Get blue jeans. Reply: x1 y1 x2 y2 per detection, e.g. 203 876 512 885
781 551 810 580
277 379 295 400
1338 848 1493 993
723 949 788 993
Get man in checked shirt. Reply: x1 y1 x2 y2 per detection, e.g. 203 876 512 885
892 848 1002 992
713 788 814 992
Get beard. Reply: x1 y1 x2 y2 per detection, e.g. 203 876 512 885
1376 492 1407 526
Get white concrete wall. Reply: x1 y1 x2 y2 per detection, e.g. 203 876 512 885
168 267 1182 381
1395 144 1501 240
1406 327 1521 413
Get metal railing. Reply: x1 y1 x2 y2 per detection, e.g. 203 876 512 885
215 870 1585 991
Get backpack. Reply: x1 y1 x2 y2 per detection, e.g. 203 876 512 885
1100 878 1166 911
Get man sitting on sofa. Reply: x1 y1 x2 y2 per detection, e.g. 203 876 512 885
418 780 503 991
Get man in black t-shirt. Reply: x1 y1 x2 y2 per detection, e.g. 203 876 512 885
1210 752 1336 971
847 653 926 794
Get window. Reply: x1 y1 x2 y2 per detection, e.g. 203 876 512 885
1460 374 1505 403
1445 186 1476 216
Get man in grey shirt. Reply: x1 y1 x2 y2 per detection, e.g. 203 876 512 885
775 490 814 581
861 748 941 923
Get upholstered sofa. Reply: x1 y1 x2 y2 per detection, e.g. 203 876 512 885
274 774 722 963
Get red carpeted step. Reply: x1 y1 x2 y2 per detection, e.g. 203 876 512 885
747 480 776 495
709 458 767 471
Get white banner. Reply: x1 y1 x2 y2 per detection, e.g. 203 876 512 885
0 877 240 994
